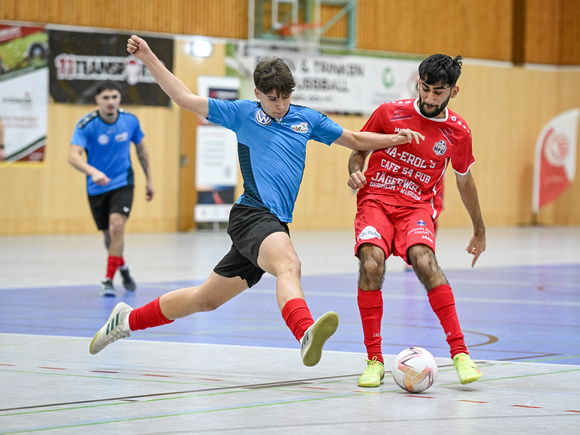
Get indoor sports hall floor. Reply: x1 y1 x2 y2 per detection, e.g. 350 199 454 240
1 226 579 434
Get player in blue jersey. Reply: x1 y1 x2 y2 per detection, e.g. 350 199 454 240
89 35 423 367
68 81 155 297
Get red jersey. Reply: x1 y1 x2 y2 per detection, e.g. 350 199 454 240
359 98 474 219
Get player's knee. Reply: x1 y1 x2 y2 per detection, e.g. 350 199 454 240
283 256 301 277
408 245 438 274
108 216 126 235
359 257 384 284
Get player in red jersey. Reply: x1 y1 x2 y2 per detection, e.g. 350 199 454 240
348 54 486 387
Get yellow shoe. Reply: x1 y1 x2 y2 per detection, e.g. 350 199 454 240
453 353 482 384
357 357 385 387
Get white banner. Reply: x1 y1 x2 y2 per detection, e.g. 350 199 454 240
227 42 421 115
0 68 48 162
195 76 240 224
532 108 579 213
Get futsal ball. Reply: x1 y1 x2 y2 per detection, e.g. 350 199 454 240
392 347 438 393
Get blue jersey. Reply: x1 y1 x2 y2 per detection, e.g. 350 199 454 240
71 109 144 196
208 99 343 223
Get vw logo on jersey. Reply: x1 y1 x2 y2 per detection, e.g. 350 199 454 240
433 140 447 156
98 134 109 145
255 109 273 125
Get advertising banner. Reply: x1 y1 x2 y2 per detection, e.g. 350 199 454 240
194 76 240 225
0 24 48 162
226 42 421 115
532 108 579 213
49 30 173 106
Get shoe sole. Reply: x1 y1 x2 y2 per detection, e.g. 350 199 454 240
89 302 130 355
302 312 339 367
358 373 385 388
459 371 482 385
357 379 383 388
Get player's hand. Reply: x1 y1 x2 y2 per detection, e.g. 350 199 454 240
127 35 151 60
145 181 155 201
396 129 425 145
348 170 367 190
91 171 111 186
466 233 486 267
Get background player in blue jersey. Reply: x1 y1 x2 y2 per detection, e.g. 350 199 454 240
68 81 155 297
89 35 423 367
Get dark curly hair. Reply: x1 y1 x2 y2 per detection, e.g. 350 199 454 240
418 54 463 87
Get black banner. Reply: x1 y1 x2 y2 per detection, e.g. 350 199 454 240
49 30 173 106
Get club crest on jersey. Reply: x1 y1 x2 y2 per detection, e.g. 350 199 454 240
291 122 308 133
417 220 426 226
433 140 447 156
98 134 109 145
255 110 273 125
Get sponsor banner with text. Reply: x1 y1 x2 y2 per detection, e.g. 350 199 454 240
49 30 173 106
0 23 48 162
226 42 421 115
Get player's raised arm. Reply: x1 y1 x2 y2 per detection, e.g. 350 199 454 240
127 35 209 118
335 128 424 151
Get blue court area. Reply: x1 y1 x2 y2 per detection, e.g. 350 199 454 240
2 263 579 365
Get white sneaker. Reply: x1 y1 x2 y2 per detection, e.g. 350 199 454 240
89 302 132 355
300 311 339 367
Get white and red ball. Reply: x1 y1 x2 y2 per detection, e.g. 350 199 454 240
392 347 438 393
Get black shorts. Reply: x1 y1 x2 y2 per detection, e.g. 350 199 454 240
213 204 290 288
88 185 134 230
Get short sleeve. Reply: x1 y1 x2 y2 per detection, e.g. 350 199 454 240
71 125 87 149
309 112 343 145
207 99 250 131
361 104 389 134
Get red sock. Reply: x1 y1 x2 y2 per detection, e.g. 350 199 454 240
358 288 384 364
281 298 314 341
128 297 174 331
106 256 124 279
428 284 467 357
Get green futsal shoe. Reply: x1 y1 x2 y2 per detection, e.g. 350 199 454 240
357 357 385 387
453 353 482 384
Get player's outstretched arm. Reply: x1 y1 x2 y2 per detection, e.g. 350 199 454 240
127 35 209 118
347 150 370 190
456 170 486 267
335 128 424 152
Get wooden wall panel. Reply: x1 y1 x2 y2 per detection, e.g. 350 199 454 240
2 0 578 64
524 0 562 65
356 0 514 62
0 0 249 38
560 0 580 65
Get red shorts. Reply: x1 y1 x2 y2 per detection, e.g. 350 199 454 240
354 199 436 264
